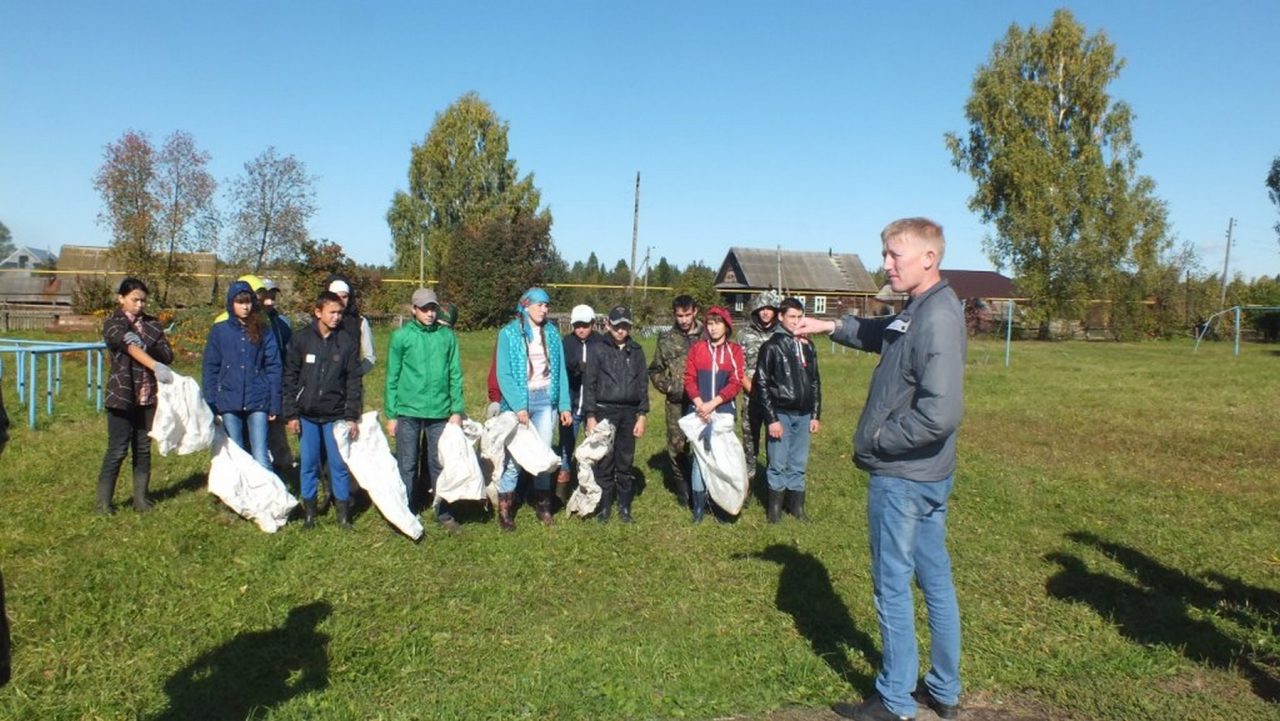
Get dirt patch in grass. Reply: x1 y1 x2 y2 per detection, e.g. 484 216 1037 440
730 690 1080 721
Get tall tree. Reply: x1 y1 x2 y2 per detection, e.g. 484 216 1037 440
946 9 1169 333
1267 155 1280 247
94 130 162 278
154 131 218 303
0 220 13 258
227 147 317 271
387 92 547 280
439 208 554 328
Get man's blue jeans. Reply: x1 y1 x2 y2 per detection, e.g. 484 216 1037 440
222 410 270 471
764 411 811 492
299 418 352 502
498 387 556 493
394 416 450 519
867 473 961 717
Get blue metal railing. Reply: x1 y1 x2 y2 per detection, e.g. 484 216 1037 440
0 339 107 428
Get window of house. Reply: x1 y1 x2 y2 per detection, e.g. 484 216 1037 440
813 295 827 315
734 295 744 312
794 295 806 309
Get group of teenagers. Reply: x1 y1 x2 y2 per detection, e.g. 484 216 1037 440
87 217 967 721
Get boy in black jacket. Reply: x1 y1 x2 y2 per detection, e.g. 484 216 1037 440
283 291 364 529
753 297 821 523
583 305 649 523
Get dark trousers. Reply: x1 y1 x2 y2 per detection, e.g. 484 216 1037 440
596 408 638 496
97 405 155 503
743 402 765 483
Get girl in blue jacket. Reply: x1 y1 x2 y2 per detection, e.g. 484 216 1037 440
203 280 283 470
494 287 572 530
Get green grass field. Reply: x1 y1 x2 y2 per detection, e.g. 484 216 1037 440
0 329 1277 720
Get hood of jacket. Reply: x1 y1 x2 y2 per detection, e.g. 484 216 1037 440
225 280 260 317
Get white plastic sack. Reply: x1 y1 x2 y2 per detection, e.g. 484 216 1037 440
436 419 485 503
480 412 518 505
207 425 298 533
508 415 562 475
334 411 424 541
679 412 749 516
566 419 615 517
150 372 215 456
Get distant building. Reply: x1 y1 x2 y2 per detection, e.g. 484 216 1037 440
714 247 880 317
0 245 220 307
0 246 57 274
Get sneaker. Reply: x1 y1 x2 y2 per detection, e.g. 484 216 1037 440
832 695 912 721
913 682 959 720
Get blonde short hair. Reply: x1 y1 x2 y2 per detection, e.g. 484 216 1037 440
881 217 946 264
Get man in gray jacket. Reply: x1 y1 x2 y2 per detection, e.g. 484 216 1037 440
800 218 965 721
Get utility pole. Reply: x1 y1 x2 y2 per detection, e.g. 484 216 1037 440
1219 217 1234 306
629 172 640 293
641 245 652 296
776 244 782 292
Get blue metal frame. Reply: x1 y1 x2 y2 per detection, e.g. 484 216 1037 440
0 340 108 428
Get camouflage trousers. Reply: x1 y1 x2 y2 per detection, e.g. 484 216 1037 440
741 403 765 485
664 400 690 504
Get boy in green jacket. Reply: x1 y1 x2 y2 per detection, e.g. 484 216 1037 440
385 288 465 532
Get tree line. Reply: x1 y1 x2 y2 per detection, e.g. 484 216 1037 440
83 9 1280 336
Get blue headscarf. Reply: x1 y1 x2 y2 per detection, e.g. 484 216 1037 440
517 287 551 339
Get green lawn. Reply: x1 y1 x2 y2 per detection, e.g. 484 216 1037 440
0 329 1276 720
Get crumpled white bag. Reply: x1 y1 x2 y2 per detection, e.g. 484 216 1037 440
334 410 424 541
208 425 297 533
679 412 749 515
150 372 215 456
436 419 485 503
479 411 562 504
566 419 615 517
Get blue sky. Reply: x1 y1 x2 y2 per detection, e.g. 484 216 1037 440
2 1 1277 281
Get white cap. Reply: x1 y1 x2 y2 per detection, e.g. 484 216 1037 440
260 278 278 291
328 280 350 294
570 304 595 325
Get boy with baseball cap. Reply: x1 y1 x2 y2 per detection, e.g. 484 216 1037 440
583 305 648 522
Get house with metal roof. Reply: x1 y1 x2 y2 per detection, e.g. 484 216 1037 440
0 246 57 273
714 247 880 317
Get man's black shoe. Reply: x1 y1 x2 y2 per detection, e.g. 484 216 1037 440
832 695 912 721
913 682 959 720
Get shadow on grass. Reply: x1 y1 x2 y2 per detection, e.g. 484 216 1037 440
153 602 331 721
152 472 207 503
742 544 880 690
645 451 691 509
1047 531 1280 702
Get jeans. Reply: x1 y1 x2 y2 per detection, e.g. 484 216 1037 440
394 416 449 519
765 411 812 492
221 410 271 471
866 474 961 716
498 387 556 493
558 411 584 473
97 405 156 496
299 418 353 502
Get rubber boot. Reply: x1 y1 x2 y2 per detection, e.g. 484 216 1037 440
766 489 784 524
302 498 318 529
335 500 353 529
535 490 555 526
318 471 333 515
787 490 808 521
497 492 516 532
597 487 614 524
554 470 573 504
617 490 634 524
95 475 117 515
692 491 708 524
132 471 153 513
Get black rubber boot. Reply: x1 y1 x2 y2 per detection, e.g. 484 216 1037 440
132 471 153 512
95 476 117 515
786 490 808 521
691 491 708 524
766 489 784 524
597 487 615 524
535 490 555 526
334 500 353 529
302 498 318 529
617 490 634 524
